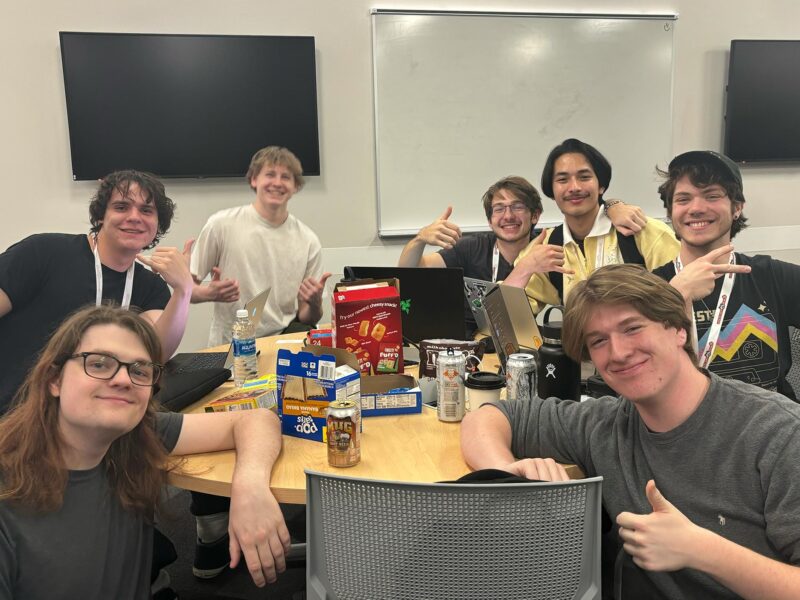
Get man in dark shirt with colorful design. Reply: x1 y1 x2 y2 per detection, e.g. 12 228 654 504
652 150 800 399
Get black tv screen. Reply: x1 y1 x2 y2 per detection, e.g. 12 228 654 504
59 32 320 180
724 40 800 162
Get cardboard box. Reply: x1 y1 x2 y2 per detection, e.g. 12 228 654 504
276 347 360 442
360 373 422 416
204 375 278 413
332 279 404 375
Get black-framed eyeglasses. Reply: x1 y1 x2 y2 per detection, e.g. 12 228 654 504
68 352 163 387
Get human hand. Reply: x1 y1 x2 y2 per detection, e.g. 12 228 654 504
206 267 240 303
607 200 647 236
503 457 571 481
138 238 195 293
617 480 704 572
670 245 751 301
416 206 462 249
229 479 292 586
516 230 575 275
298 272 332 307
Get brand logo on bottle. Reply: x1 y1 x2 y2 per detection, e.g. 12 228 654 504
545 363 557 379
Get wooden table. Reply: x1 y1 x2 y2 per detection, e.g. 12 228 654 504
168 333 581 503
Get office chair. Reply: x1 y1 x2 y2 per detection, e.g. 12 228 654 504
306 470 603 600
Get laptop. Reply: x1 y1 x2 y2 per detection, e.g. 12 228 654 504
463 276 493 336
482 283 542 372
343 266 466 344
165 288 270 374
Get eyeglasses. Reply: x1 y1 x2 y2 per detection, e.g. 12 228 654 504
68 352 163 387
491 202 529 216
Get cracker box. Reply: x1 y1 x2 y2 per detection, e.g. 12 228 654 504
360 373 422 417
204 375 278 413
332 279 404 375
276 348 360 442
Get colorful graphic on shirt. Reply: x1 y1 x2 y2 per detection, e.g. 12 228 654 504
696 303 779 389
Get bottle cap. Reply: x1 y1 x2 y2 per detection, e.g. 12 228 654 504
236 309 249 318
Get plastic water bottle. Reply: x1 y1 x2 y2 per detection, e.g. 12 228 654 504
232 309 257 387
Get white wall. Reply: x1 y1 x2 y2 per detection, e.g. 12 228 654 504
2 0 799 352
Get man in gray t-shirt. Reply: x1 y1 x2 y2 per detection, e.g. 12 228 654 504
461 264 800 599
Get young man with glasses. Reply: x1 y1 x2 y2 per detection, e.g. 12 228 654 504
652 150 800 399
397 175 643 334
0 171 194 416
517 138 680 314
0 306 290 598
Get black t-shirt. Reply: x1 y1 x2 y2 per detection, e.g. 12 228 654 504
0 233 171 412
653 253 800 400
439 232 515 336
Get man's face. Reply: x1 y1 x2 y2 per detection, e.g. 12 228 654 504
584 304 688 404
669 175 741 252
250 163 297 210
99 182 159 252
551 153 605 221
488 189 539 243
51 324 152 447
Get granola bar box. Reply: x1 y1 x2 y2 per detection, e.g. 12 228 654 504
332 279 404 375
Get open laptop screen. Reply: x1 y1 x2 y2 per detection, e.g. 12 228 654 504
343 266 466 344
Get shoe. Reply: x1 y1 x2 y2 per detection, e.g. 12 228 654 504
192 534 230 579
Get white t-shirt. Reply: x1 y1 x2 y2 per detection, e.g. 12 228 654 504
191 204 323 346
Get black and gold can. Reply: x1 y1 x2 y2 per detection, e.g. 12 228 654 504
326 400 361 467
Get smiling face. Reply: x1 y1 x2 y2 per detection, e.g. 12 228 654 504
669 175 741 253
551 153 605 223
250 162 298 214
584 303 688 404
488 189 539 243
50 324 152 447
97 182 159 255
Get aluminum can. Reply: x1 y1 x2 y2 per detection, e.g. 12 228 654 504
436 348 466 422
326 400 361 467
506 353 537 402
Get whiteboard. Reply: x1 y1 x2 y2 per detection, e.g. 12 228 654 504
372 11 676 236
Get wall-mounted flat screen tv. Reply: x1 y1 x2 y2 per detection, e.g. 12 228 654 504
724 40 800 162
60 32 320 180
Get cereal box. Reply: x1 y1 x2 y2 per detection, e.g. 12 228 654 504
332 279 404 375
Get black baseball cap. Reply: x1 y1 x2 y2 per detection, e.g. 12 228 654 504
668 150 743 188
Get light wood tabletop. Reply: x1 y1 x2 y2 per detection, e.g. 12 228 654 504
167 332 581 504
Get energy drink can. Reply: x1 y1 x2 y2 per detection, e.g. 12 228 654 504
506 353 537 402
436 348 466 422
326 400 361 467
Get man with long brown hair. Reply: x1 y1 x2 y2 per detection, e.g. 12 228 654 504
0 305 289 598
461 264 800 599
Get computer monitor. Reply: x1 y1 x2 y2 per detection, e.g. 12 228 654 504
343 266 466 344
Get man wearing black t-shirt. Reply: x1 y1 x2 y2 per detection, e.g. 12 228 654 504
0 170 194 413
652 150 800 399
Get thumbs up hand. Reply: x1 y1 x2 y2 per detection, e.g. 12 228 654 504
615 480 702 572
416 205 462 249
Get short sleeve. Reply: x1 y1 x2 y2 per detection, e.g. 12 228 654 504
0 234 49 308
190 218 222 280
155 412 184 453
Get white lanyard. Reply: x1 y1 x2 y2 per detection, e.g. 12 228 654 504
92 234 134 309
675 252 736 369
491 244 500 282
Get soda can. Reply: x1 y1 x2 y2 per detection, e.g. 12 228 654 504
326 400 361 467
436 348 466 422
506 353 537 402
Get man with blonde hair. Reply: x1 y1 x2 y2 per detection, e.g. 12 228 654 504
191 146 330 346
461 264 800 599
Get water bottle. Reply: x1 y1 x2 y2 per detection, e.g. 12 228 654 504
232 309 258 387
537 306 581 401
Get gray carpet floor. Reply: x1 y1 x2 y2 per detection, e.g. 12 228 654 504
157 487 306 600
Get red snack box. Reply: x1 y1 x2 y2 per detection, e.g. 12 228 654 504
332 279 404 375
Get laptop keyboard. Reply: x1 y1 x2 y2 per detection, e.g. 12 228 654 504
170 351 228 374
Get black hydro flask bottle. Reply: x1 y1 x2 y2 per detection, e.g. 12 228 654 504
536 306 582 401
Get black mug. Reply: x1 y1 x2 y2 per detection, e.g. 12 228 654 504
537 306 581 401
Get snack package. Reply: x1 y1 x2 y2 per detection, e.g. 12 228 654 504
332 279 403 375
